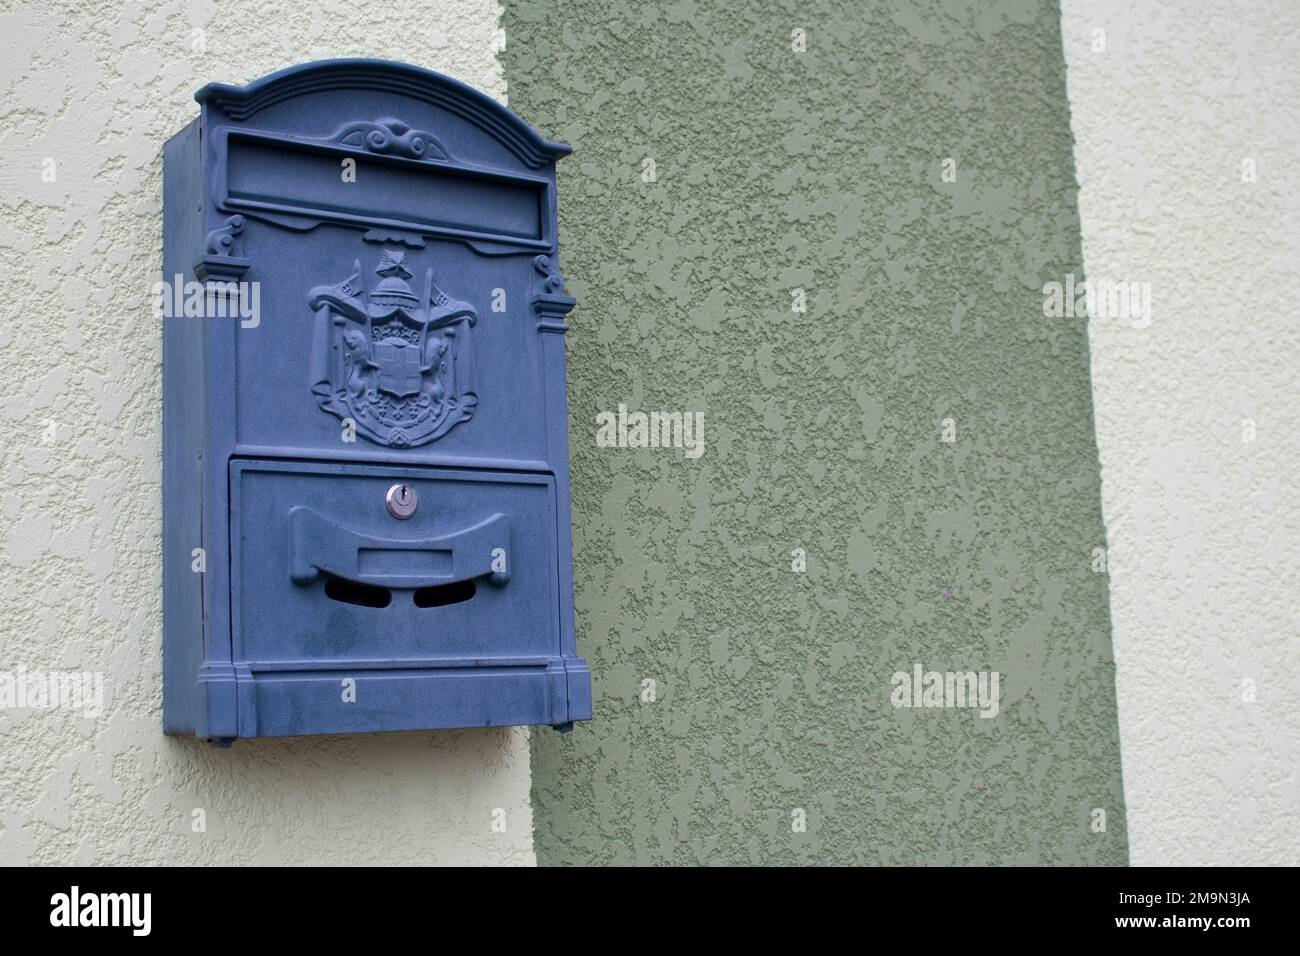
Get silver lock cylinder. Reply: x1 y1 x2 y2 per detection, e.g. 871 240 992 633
385 483 417 519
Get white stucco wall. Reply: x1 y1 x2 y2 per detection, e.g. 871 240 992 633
1063 1 1300 865
0 0 534 865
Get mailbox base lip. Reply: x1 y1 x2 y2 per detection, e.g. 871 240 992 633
170 658 591 742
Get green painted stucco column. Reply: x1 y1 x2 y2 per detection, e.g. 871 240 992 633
504 0 1128 865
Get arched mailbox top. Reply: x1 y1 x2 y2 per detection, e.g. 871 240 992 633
194 58 570 170
192 57 572 259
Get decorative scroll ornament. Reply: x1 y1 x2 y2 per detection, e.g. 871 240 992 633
532 254 575 332
333 118 448 161
533 254 567 295
308 247 478 448
195 214 250 280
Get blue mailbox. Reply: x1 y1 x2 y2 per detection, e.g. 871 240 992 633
162 59 591 744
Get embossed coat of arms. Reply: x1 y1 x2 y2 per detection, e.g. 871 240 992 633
308 248 478 447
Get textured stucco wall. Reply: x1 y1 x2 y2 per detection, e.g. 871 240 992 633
505 0 1128 865
0 0 536 865
1062 1 1300 866
11 0 1287 869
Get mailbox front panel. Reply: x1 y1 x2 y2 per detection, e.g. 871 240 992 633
162 60 591 743
231 460 560 664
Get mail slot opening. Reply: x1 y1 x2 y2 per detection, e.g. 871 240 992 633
325 576 393 609
413 579 477 608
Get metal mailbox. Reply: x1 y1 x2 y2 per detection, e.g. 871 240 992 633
162 59 590 744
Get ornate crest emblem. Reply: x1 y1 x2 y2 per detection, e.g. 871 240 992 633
308 247 478 447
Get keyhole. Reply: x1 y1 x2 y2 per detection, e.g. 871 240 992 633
385 483 418 519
